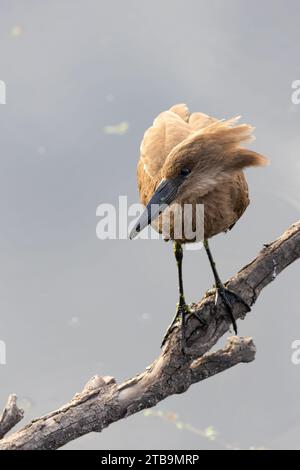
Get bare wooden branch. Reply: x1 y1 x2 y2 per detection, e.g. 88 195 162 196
0 221 299 450
0 395 24 439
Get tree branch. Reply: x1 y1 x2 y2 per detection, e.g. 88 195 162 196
0 395 24 439
0 221 299 450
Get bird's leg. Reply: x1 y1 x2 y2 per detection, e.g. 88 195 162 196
203 239 250 334
161 242 189 350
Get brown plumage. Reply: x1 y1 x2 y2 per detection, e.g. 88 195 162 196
130 104 268 350
136 103 267 243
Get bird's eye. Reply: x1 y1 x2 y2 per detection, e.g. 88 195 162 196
180 168 191 177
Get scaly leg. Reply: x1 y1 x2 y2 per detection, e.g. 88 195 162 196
161 242 189 350
203 239 250 334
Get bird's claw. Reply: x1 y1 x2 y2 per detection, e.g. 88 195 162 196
161 303 190 352
214 286 251 334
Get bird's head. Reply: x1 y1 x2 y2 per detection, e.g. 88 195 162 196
129 154 197 239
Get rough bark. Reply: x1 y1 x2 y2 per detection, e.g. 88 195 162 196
0 395 24 439
0 221 299 450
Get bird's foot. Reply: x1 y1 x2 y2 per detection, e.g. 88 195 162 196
214 285 251 334
161 302 190 352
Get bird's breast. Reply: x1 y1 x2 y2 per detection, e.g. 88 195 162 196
151 171 249 243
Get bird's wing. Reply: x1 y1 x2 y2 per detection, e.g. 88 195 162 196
139 104 191 180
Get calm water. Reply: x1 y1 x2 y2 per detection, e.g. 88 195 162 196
0 0 299 449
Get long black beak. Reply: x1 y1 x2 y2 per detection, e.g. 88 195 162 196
129 177 182 239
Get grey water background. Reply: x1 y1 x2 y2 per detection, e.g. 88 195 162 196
0 0 299 450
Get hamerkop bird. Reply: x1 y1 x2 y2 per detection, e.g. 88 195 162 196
130 104 267 349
